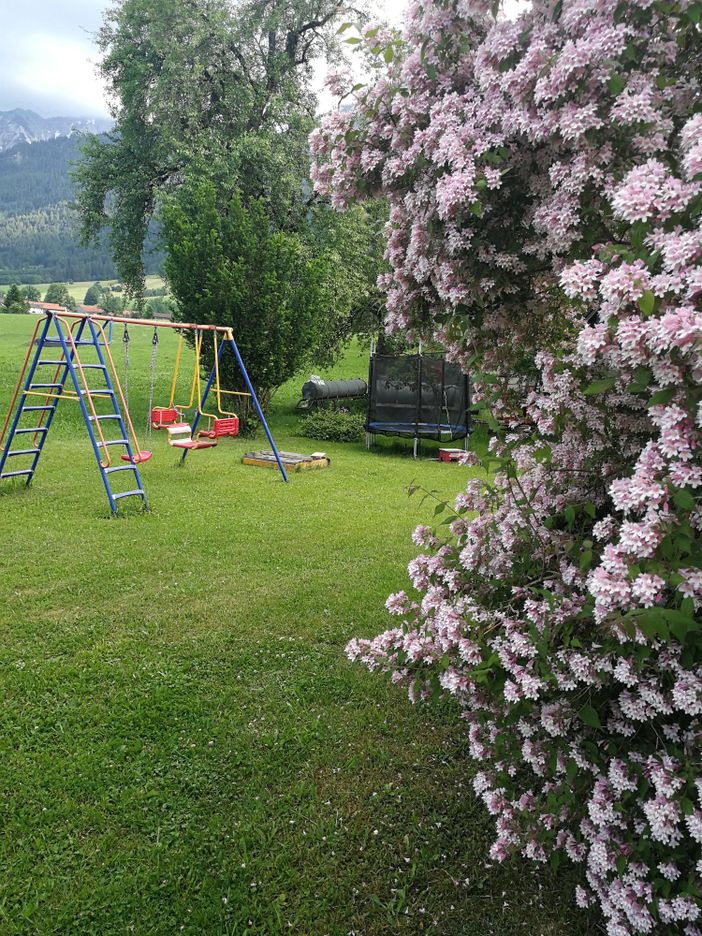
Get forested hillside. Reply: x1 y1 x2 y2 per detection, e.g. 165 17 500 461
0 135 162 284
0 136 77 213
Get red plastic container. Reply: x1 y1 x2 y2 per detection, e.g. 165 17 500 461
438 448 463 463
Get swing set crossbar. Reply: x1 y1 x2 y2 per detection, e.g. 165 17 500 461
53 310 234 335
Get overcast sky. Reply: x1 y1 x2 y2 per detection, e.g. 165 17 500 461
0 0 526 119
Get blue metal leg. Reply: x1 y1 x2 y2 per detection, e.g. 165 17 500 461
25 317 85 482
0 315 54 481
180 334 288 483
227 336 288 483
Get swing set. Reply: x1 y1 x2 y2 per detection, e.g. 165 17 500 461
148 330 245 451
0 310 288 514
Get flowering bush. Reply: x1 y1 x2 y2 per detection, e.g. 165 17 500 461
312 0 702 932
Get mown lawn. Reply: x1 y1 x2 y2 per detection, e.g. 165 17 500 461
0 314 597 935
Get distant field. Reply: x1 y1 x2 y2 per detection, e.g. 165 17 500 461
21 275 167 303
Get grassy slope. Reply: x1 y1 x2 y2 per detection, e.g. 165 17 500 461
0 315 596 935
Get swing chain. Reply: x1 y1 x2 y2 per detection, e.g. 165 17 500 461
145 326 159 445
122 324 130 409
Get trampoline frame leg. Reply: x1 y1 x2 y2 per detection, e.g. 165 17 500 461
413 437 418 459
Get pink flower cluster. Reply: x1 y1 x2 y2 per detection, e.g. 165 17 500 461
313 0 702 931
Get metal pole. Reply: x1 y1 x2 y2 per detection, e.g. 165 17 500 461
227 335 288 483
54 311 233 334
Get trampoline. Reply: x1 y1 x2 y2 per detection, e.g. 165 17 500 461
366 353 470 457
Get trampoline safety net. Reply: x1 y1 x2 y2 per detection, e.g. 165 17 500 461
366 354 470 441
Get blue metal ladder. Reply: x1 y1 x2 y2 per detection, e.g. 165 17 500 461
0 313 148 514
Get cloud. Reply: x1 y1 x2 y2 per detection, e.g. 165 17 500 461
11 33 108 117
1 0 532 120
0 0 109 118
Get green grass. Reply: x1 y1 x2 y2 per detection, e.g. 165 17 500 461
20 276 167 304
0 315 597 935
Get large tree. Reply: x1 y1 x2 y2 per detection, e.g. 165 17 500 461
43 283 76 311
162 180 338 408
73 0 366 296
3 284 29 314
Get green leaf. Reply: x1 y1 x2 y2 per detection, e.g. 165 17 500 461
344 36 362 44
634 609 670 640
584 376 616 395
384 46 394 63
638 290 656 316
336 22 353 33
674 489 696 511
667 614 693 644
434 502 446 516
630 223 648 250
580 549 593 571
578 705 601 729
627 365 653 394
647 387 676 407
469 422 490 457
470 201 482 218
478 408 500 431
681 597 695 616
608 73 626 95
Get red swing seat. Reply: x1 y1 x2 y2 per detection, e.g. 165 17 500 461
120 450 153 464
199 416 240 439
151 406 181 428
165 422 218 451
170 437 218 450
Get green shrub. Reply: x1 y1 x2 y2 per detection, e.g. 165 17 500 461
299 408 365 443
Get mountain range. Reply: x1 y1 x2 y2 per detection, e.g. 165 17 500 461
0 108 112 153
